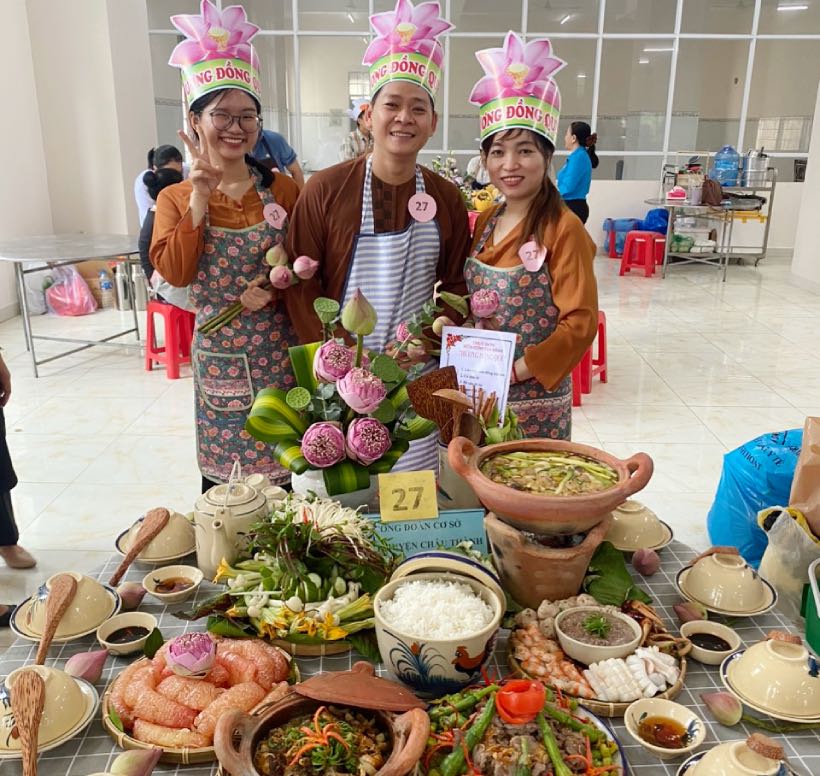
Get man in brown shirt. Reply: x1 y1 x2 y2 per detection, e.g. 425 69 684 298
285 81 470 345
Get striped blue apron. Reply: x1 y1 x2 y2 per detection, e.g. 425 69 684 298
342 157 441 472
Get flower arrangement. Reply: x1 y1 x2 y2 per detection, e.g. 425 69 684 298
245 290 436 495
430 153 501 214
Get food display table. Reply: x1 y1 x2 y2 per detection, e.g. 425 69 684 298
0 234 140 377
1 541 818 776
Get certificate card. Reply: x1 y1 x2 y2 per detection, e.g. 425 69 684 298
439 325 518 420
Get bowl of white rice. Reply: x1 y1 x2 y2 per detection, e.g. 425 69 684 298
374 570 504 697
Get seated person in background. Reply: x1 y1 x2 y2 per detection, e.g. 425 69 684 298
252 128 305 188
139 167 184 303
134 145 184 225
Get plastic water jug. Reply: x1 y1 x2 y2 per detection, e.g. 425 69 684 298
713 145 740 186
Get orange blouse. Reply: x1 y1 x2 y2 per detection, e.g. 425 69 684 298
150 173 300 288
471 205 599 391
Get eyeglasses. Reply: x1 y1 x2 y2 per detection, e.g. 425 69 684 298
207 110 262 132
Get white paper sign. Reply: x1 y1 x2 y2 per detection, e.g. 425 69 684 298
439 325 518 421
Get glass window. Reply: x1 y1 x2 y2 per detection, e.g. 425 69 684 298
597 40 673 152
528 0 600 34
604 0 676 33
746 40 820 154
147 0 199 30
670 39 748 153
758 0 820 35
149 34 187 147
447 36 495 152
547 38 596 139
680 0 755 34
447 0 523 33
254 36 296 142
595 156 664 181
298 0 368 32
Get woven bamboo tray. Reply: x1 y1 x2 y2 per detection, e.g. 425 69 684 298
507 652 688 718
272 637 351 657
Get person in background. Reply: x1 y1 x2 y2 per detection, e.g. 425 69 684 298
343 98 373 160
252 128 305 188
0 351 36 627
134 144 184 225
138 167 184 294
557 121 598 224
151 0 300 492
466 33 598 440
466 152 490 189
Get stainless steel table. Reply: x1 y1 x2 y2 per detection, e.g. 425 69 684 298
0 234 140 377
1 541 818 775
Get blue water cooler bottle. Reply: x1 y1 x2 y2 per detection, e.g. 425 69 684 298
712 145 740 186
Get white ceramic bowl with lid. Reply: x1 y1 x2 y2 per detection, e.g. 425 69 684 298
679 553 772 613
606 500 672 551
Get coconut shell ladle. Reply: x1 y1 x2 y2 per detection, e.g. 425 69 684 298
432 389 473 439
11 669 45 776
109 507 170 587
35 573 77 665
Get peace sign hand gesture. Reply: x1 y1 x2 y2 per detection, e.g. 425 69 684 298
178 129 223 199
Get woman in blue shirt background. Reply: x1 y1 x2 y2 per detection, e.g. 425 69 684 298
557 121 598 224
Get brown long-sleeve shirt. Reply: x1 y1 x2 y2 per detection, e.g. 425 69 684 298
471 205 599 391
284 156 471 343
150 174 300 287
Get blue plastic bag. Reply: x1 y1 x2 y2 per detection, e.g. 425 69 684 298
638 208 669 235
602 217 641 255
707 429 803 568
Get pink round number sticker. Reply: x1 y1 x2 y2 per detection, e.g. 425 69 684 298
408 193 437 223
518 240 547 272
263 203 287 229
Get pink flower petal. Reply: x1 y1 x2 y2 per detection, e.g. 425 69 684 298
523 39 553 69
469 77 500 106
170 13 207 40
363 38 391 65
169 39 208 66
370 12 397 38
234 43 260 71
414 2 441 26
477 48 509 78
505 32 525 63
220 5 248 30
395 0 413 24
201 0 221 29
539 56 566 79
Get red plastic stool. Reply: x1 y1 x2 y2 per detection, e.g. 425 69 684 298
571 311 608 405
145 301 195 379
619 231 658 277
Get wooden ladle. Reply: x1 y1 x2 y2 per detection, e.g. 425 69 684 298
35 573 77 665
432 389 473 440
11 669 45 776
109 507 170 586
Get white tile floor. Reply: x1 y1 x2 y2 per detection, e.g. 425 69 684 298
2 254 818 647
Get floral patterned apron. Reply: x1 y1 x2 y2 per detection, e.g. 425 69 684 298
466 208 572 440
189 172 296 483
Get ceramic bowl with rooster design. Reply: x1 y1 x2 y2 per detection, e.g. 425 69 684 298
373 565 504 699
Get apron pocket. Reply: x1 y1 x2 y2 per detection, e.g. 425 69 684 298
194 350 255 412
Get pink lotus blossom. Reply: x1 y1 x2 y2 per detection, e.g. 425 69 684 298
269 265 293 289
396 321 412 343
293 255 319 280
313 340 356 382
346 418 392 466
301 422 346 468
169 0 260 70
363 0 453 69
469 32 565 106
337 368 387 414
471 288 500 318
166 633 216 678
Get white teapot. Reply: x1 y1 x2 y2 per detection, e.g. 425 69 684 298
193 462 286 579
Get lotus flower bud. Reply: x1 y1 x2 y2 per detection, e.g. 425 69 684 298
301 422 347 468
470 288 500 318
265 244 288 267
166 633 216 678
269 265 294 289
701 691 742 727
117 581 147 611
337 368 387 414
313 340 356 382
109 747 162 776
341 289 377 336
395 321 412 343
64 649 108 684
632 548 660 576
432 315 455 337
674 601 708 625
293 255 319 280
346 418 392 466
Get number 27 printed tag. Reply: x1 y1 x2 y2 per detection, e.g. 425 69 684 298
378 470 439 522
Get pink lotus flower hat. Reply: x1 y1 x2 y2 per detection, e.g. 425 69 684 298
364 0 454 100
469 32 566 147
168 0 262 104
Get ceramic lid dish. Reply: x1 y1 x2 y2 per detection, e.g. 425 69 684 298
116 511 195 562
679 733 785 776
606 500 674 551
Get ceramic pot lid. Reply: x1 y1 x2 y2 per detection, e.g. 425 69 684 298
295 661 425 711
389 551 506 610
201 482 261 510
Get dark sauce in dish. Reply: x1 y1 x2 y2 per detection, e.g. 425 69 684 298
690 632 732 652
107 625 150 644
154 576 193 594
637 715 691 749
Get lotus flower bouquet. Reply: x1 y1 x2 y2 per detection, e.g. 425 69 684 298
245 290 436 496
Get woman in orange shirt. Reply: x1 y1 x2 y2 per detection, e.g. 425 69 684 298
151 1 300 489
467 33 598 439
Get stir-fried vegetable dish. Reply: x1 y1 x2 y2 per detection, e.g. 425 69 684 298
480 452 618 496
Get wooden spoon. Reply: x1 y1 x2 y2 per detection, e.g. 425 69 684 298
432 389 472 439
11 669 45 776
109 507 170 586
35 574 77 665
459 412 483 445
